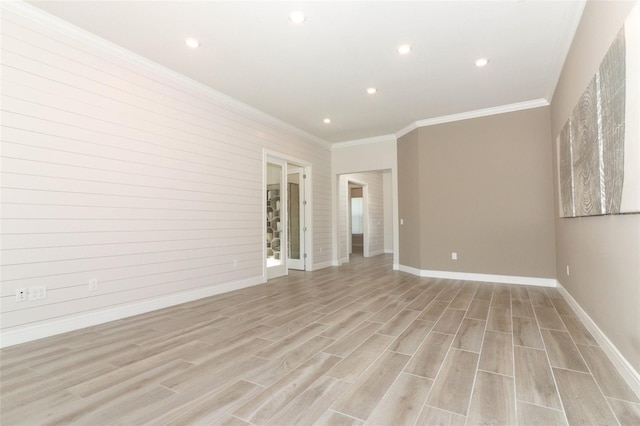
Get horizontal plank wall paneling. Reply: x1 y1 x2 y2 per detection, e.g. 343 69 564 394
0 4 332 345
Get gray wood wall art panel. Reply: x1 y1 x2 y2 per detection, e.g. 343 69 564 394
556 27 633 218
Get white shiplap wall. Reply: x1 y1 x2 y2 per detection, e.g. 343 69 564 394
0 4 332 345
338 172 385 261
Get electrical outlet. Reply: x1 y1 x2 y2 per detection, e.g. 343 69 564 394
29 286 47 300
451 252 458 260
400 219 404 225
88 278 99 292
566 265 570 276
15 288 28 302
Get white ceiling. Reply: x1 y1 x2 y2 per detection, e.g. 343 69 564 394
29 1 585 143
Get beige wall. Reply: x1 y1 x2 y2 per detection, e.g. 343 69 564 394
398 107 557 278
397 130 422 269
550 0 640 374
383 171 394 253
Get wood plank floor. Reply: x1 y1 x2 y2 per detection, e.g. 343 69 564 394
1 254 639 425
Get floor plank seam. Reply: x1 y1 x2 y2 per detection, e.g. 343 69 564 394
2 255 637 425
534 293 572 426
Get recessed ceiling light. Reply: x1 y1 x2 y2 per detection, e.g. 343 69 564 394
367 87 377 94
323 118 331 124
475 57 489 67
185 38 200 49
289 11 306 24
398 44 412 55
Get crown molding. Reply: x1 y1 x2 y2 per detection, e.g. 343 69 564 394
332 97 550 147
331 134 397 150
395 98 550 139
395 122 419 140
2 1 556 152
1 1 332 151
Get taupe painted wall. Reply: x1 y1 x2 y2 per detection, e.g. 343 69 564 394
397 129 422 269
383 171 394 253
398 107 557 278
551 0 640 374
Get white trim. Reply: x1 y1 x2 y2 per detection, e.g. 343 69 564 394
414 99 549 129
309 260 334 271
1 1 331 151
0 275 265 348
332 134 397 149
395 121 419 139
557 281 640 399
2 2 555 151
395 99 550 139
2 2 569 153
384 249 394 254
263 149 313 277
396 264 558 287
397 264 423 276
368 249 386 257
340 257 350 265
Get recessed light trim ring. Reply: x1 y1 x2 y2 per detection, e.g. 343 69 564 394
185 37 200 48
289 11 306 24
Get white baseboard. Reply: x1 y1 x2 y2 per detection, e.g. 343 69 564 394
384 249 394 254
557 282 640 399
339 257 349 265
396 264 558 287
368 249 385 257
310 260 334 271
397 264 423 276
0 275 265 349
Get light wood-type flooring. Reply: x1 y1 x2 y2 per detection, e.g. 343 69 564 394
1 254 639 425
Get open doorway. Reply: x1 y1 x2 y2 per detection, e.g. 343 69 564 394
337 170 393 264
265 153 310 280
349 183 366 257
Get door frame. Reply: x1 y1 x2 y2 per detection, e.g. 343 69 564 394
346 179 369 259
263 149 312 281
287 166 305 271
265 156 287 279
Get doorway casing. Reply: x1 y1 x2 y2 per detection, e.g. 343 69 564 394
263 149 312 280
347 180 369 259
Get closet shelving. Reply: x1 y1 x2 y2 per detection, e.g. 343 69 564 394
266 185 281 260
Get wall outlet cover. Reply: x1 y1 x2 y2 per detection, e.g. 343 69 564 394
29 286 47 301
15 288 28 302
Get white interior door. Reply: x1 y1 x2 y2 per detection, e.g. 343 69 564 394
266 158 287 279
287 166 305 270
